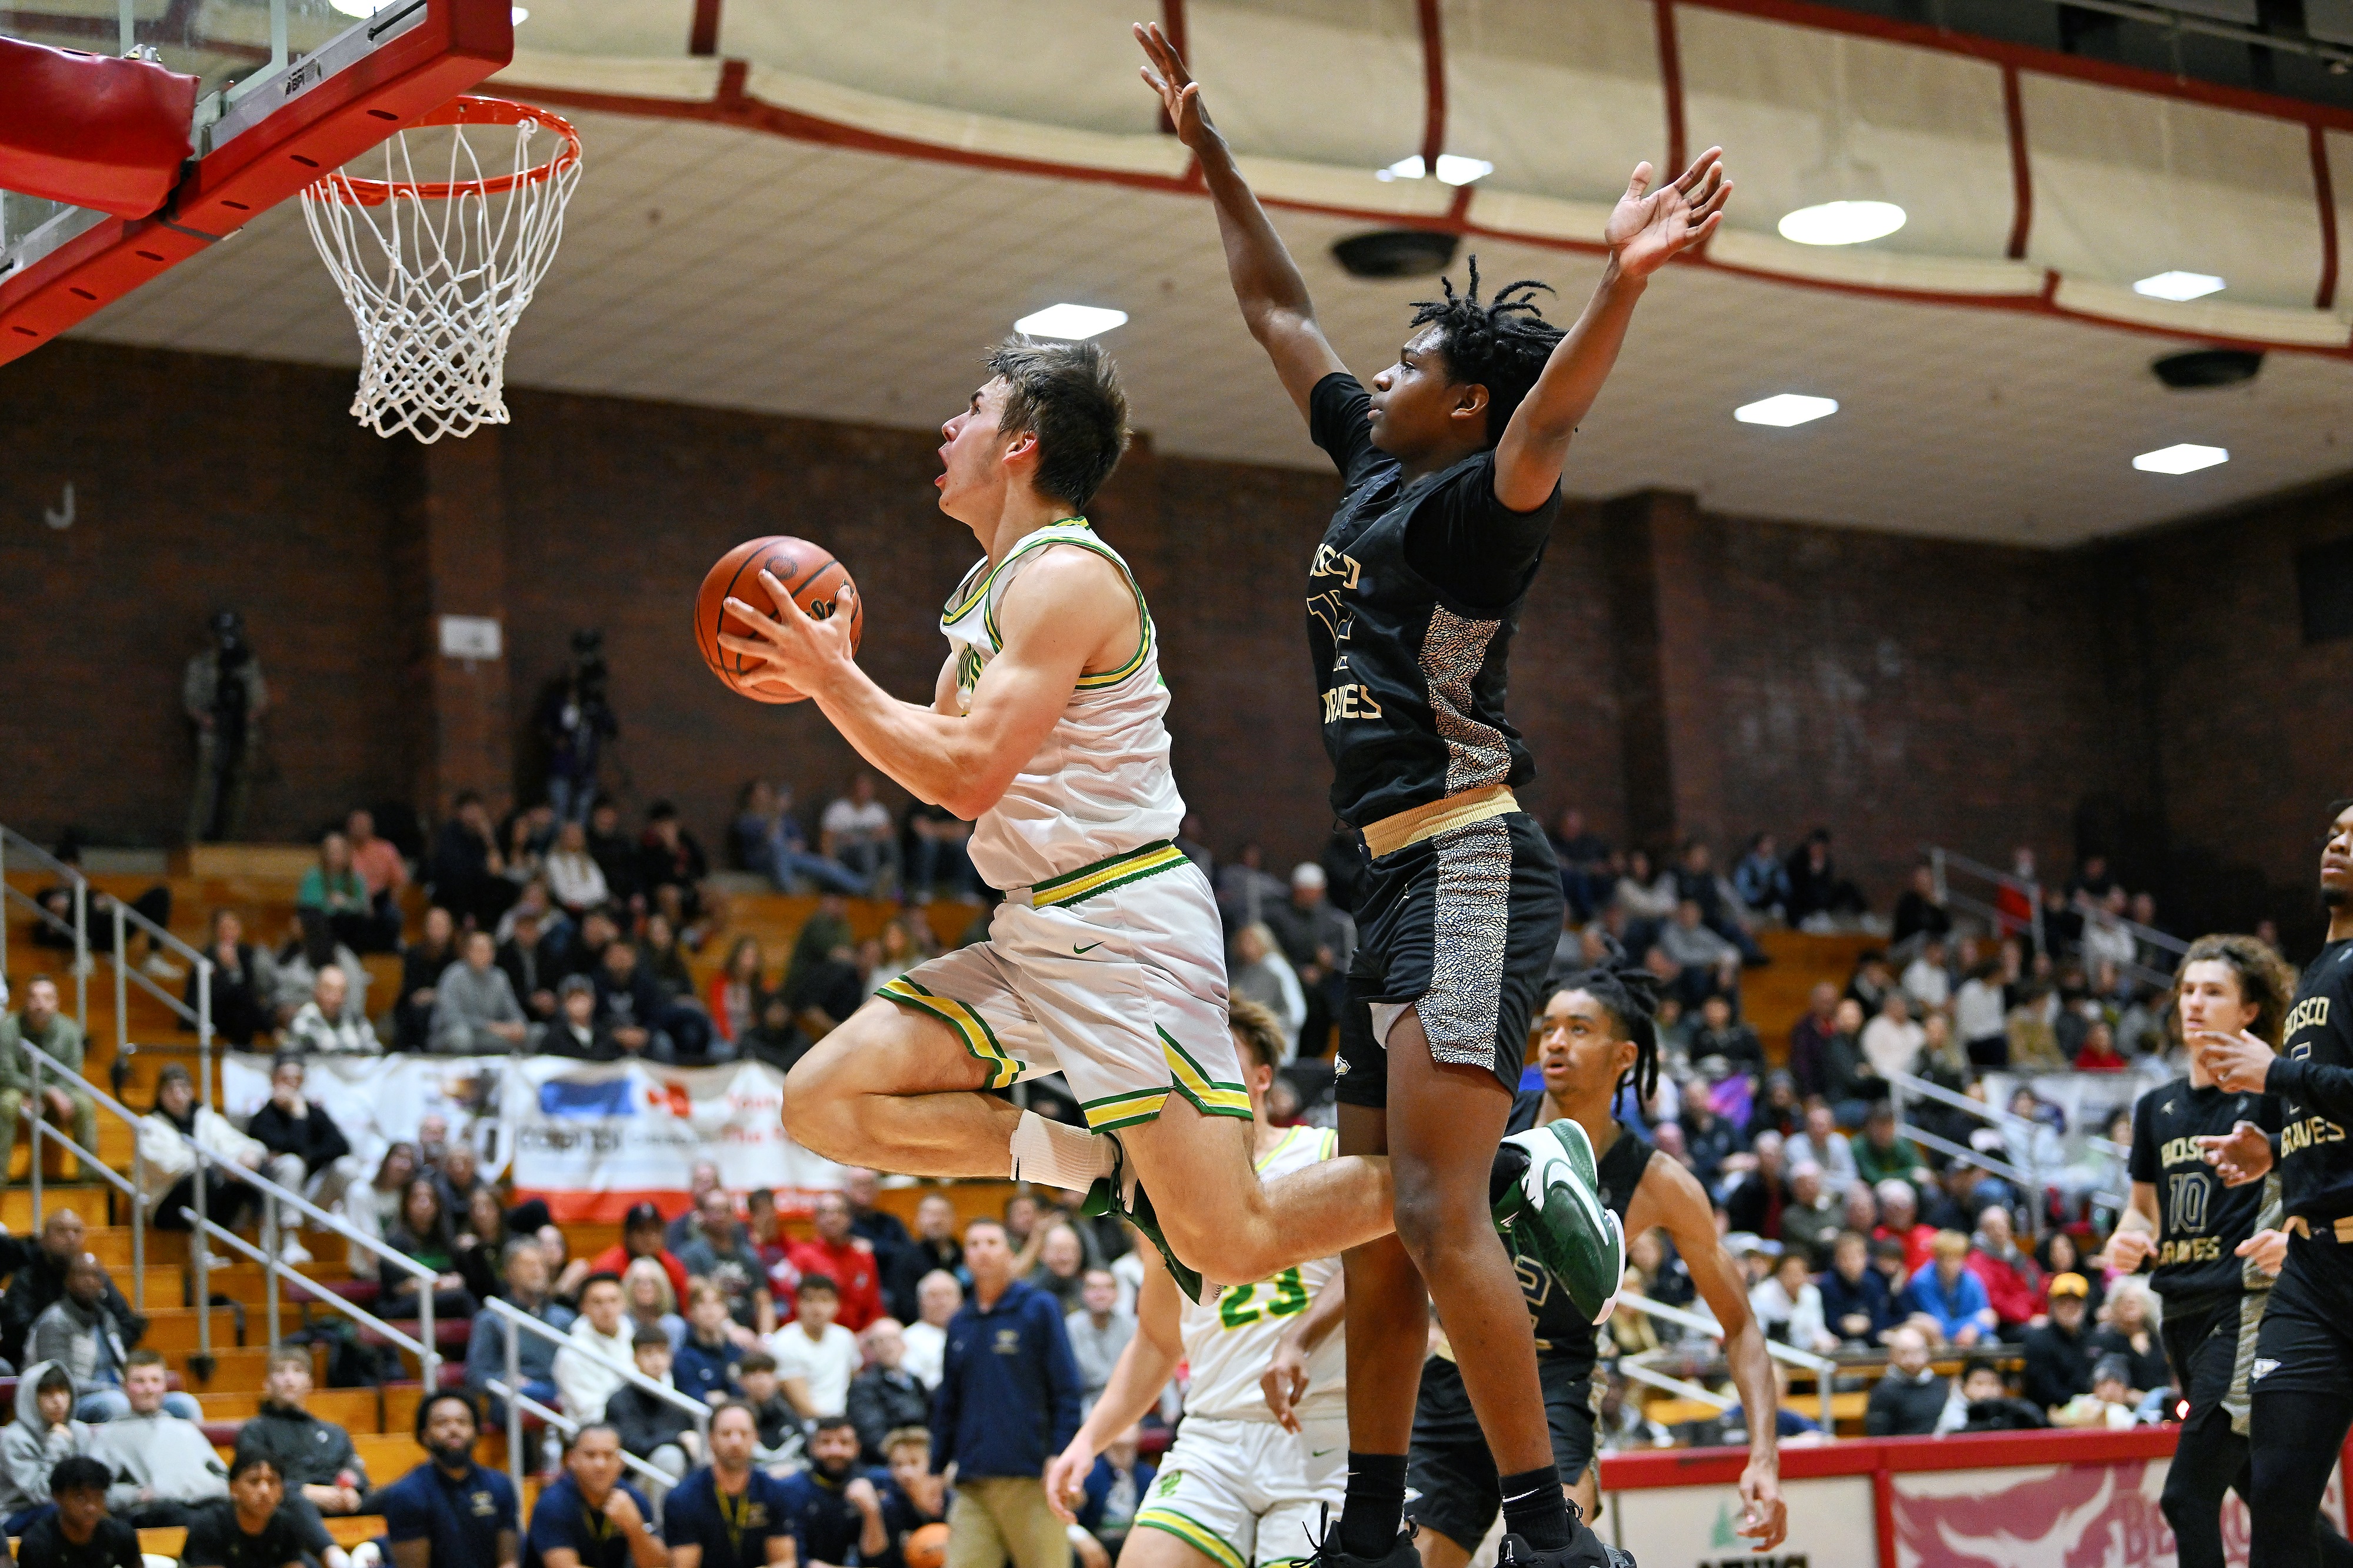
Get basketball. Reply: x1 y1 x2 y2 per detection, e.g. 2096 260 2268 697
902 1524 950 1568
695 535 863 703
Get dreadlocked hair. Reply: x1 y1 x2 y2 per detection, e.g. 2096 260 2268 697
1406 255 1567 448
1555 950 1665 1105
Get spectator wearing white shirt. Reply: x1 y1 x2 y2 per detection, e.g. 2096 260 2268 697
766 1274 861 1418
2082 888 2137 975
1787 1105 1860 1195
900 1269 960 1391
541 819 609 915
1227 923 1304 1058
1954 958 2009 1066
819 774 899 896
1749 1248 1838 1355
552 1272 635 1422
1900 939 1951 1013
1861 990 1925 1082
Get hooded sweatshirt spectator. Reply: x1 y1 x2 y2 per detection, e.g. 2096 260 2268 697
0 1362 92 1529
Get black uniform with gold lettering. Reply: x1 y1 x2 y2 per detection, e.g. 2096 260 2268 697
2128 1076 2282 1568
1404 1109 1651 1550
1304 372 1565 1106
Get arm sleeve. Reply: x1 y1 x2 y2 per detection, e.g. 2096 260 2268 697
2268 1055 2353 1126
2127 1093 2158 1185
1305 373 1382 488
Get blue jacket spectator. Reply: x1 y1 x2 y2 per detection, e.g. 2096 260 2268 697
1905 1239 1996 1345
1818 1247 1895 1345
674 1330 741 1407
931 1224 1082 1482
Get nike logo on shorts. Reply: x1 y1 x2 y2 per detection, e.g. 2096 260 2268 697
1074 941 1104 955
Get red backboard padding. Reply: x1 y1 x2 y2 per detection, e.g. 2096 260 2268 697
0 36 197 219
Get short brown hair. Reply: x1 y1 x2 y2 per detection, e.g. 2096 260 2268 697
1227 998 1287 1075
986 338 1130 511
882 1426 931 1459
126 1349 166 1372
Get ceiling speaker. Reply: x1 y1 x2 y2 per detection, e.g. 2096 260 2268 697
1332 229 1460 279
2151 348 2264 389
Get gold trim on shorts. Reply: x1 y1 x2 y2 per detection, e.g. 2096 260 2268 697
1359 785 1519 861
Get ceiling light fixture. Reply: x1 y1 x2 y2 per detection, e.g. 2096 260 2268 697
1375 154 1492 186
1778 199 1906 246
1776 39 1905 246
2133 271 2226 301
2132 443 2229 475
1014 303 1128 341
1734 393 1838 428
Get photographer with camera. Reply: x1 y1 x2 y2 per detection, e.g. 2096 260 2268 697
183 610 268 844
540 628 618 825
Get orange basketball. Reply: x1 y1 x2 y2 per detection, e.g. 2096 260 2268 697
695 536 863 703
904 1523 951 1568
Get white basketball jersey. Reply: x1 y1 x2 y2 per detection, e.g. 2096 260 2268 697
940 520 1187 890
1178 1125 1346 1423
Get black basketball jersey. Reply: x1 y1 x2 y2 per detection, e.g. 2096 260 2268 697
1506 1095 1649 1366
2127 1076 2282 1307
2272 939 2353 1222
1305 374 1556 829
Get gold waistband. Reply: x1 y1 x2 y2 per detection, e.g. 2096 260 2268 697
1360 785 1519 860
2286 1215 2353 1242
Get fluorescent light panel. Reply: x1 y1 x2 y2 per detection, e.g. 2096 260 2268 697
1376 154 1493 185
1777 201 1906 246
2132 443 2228 475
1014 303 1128 341
2132 271 2226 301
1735 393 1838 428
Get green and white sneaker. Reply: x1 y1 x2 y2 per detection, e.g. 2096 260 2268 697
1080 1132 1217 1307
1492 1118 1624 1325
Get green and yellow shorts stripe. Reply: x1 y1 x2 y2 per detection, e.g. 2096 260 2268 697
1074 1030 1251 1131
1026 839 1189 909
1135 1507 1248 1568
877 976 1021 1089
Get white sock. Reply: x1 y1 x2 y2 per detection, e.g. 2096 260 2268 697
1009 1110 1115 1190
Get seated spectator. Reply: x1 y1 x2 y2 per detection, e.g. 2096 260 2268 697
668 1160 724 1252
465 1237 575 1419
594 938 679 1063
709 936 772 1047
345 808 408 945
1901 936 1952 1012
2075 1019 2128 1073
739 991 815 1076
0 976 99 1182
1892 863 1954 951
526 1423 659 1568
236 1348 366 1516
1675 1079 1742 1192
91 1351 225 1526
846 1319 929 1464
876 1426 949 1566
739 779 866 896
264 913 370 1032
179 1449 344 1568
1861 990 1925 1083
2052 1355 2145 1430
0 1363 90 1533
1872 1181 1938 1275
1721 1132 1785 1239
337 1141 416 1276
1690 994 1764 1079
606 1326 702 1502
1731 832 1789 921
532 973 624 1060
1026 1224 1088 1315
29 838 177 976
675 1283 744 1407
885 1193 964 1325
1228 923 1305 1059
1840 1180 1878 1238
279 966 381 1056
1862 1326 1946 1437
778 1417 888 1568
1658 899 1739 992
566 1202 690 1311
638 800 712 929
2022 1272 2101 1414
1785 1104 1858 1195
678 1186 776 1339
788 1193 886 1334
14 1455 139 1568
1966 1205 2041 1337
1781 1162 1842 1262
1750 1246 1837 1354
496 905 565 1023
1614 848 1676 923
1905 1230 1994 1347
298 830 382 955
905 799 981 903
901 1270 960 1392
554 1273 636 1423
822 773 901 896
429 929 528 1055
428 791 512 933
1852 1106 1931 1192
768 1275 859 1419
842 1168 912 1267
2088 1279 2169 1396
1074 1424 1155 1568
1063 1267 1135 1416
735 1352 811 1469
1785 829 1868 930
188 909 276 1048
379 1177 479 1326
449 1186 513 1305
661 1400 798 1567
392 906 458 1052
376 1392 518 1566
622 1258 687 1354
1817 1230 1892 1346
137 1063 267 1233
1822 998 1877 1116
244 1056 357 1264
543 818 611 916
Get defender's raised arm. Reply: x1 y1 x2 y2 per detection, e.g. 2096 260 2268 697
1135 21 1345 418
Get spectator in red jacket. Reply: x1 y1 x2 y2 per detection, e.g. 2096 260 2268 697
786 1191 884 1333
1872 1180 1939 1276
1965 1205 2043 1335
2074 1020 2127 1073
578 1202 691 1307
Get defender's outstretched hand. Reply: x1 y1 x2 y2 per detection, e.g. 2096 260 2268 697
1135 21 1215 149
1607 148 1731 279
718 573 860 702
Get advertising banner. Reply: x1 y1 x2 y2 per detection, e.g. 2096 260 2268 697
1611 1474 1876 1568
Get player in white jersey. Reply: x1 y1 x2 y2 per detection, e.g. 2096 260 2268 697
1043 1002 1345 1568
720 338 1614 1307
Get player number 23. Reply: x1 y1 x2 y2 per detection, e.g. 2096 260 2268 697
1220 1267 1309 1329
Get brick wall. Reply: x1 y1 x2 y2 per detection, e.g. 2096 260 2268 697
5 339 2345 933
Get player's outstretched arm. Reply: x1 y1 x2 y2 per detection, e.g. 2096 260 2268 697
1635 1155 1788 1550
1135 21 1345 418
1044 1257 1186 1523
1491 149 1731 512
719 548 1130 819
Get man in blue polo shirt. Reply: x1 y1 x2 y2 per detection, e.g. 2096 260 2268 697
378 1392 518 1568
778 1417 887 1568
932 1217 1082 1568
662 1401 795 1568
522 1424 664 1568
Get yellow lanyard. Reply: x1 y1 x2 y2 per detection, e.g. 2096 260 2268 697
718 1476 754 1563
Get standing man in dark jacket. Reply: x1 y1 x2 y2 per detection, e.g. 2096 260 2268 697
237 1349 368 1517
931 1217 1081 1568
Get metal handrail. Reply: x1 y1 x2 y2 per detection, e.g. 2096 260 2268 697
1887 1067 2129 1216
1619 1351 1735 1412
185 1206 434 1363
0 829 91 1036
1927 844 2043 954
485 1296 712 1503
1615 1288 1836 1430
17 1038 149 1311
485 1376 684 1499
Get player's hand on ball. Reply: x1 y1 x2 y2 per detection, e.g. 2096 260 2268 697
2239 1227 2290 1277
2102 1229 2154 1273
2192 1029 2276 1095
719 573 860 698
1607 148 1731 279
2197 1119 2276 1186
1042 1440 1093 1525
1738 1460 1787 1550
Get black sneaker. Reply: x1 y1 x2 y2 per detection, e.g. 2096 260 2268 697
1078 1132 1214 1306
1496 1517 1634 1568
1296 1516 1420 1568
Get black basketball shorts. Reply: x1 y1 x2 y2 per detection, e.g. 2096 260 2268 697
2252 1232 2353 1404
1404 1351 1599 1552
1336 812 1564 1109
2162 1291 2266 1430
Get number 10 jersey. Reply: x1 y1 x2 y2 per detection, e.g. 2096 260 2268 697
1178 1125 1345 1423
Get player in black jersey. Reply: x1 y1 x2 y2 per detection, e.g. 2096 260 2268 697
1134 22 1758 1568
2197 801 2353 1568
1406 965 1782 1563
2105 935 2299 1568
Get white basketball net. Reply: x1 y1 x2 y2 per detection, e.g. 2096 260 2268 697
301 101 582 443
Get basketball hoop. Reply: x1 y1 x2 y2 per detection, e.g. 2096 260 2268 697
301 95 582 443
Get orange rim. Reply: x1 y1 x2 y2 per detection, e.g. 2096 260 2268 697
315 96 582 206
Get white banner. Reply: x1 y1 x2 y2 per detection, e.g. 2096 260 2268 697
1610 1474 1877 1568
221 1053 846 1219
